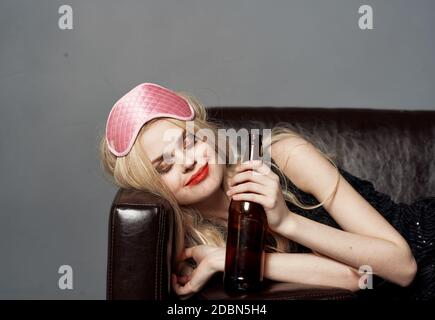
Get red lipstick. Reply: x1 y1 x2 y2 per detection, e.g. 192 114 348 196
186 163 209 187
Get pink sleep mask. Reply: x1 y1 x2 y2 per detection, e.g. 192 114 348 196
105 82 195 157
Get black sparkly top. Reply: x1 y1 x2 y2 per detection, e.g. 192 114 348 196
269 158 435 300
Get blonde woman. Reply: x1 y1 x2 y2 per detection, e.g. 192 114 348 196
100 83 435 300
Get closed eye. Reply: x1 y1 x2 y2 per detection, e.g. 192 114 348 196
157 132 198 174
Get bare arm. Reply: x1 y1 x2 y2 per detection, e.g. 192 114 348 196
205 247 361 292
271 137 417 287
276 214 413 286
263 252 361 292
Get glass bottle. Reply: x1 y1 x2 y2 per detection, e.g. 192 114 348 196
223 132 267 293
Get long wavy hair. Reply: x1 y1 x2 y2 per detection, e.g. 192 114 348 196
98 90 340 269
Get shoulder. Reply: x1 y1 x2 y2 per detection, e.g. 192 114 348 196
271 135 336 195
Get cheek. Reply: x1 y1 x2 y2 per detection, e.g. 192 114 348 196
215 164 225 182
201 163 224 187
161 174 183 193
203 142 219 162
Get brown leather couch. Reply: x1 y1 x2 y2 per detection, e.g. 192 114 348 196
106 106 435 300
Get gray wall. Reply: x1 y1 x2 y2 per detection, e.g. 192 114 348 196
0 0 434 299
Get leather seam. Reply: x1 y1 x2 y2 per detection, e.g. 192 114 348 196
159 208 166 300
155 209 162 300
155 206 166 300
107 211 115 300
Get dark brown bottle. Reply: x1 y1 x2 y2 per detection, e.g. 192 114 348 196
223 132 267 293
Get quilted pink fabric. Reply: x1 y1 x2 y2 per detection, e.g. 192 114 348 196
105 83 195 157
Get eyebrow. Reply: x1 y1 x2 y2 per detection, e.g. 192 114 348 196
152 128 186 166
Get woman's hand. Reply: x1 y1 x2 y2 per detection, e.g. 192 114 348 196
226 159 293 233
172 245 225 299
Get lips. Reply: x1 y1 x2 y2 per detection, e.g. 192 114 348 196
186 163 209 186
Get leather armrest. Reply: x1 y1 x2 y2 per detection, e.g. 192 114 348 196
107 189 174 300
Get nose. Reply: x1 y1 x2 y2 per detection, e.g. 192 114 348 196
173 146 196 170
183 149 196 169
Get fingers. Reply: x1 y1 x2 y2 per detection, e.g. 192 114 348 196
230 192 274 209
173 273 191 285
171 261 214 297
236 159 263 169
178 246 195 262
229 170 274 188
235 159 270 174
184 247 194 259
230 161 276 187
171 273 196 296
226 181 265 197
178 274 190 285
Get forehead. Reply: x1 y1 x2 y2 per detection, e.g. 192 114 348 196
140 119 184 160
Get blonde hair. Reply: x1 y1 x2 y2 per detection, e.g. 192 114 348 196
98 90 340 269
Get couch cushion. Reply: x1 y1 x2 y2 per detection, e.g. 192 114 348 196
207 106 435 204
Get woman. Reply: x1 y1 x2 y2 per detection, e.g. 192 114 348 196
99 82 434 300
